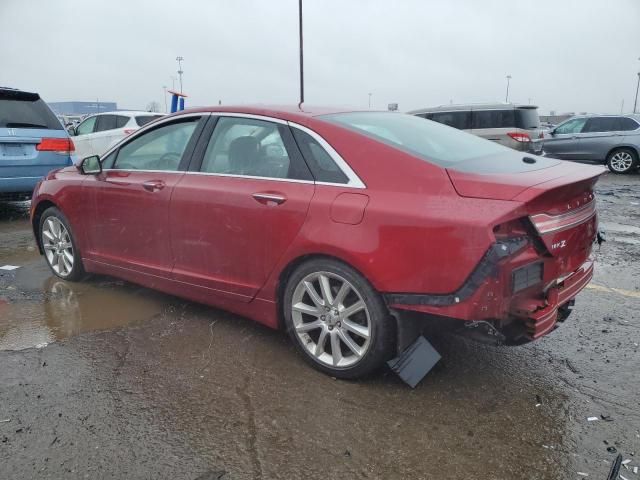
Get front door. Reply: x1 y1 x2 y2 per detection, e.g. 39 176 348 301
72 115 98 159
83 116 203 278
170 116 315 301
543 117 587 160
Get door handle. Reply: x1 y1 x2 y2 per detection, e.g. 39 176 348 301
142 180 166 192
252 192 287 205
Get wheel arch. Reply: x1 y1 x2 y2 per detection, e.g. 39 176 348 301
275 253 375 330
32 199 58 254
605 145 639 164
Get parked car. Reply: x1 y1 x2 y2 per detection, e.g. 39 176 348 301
408 103 542 151
530 114 640 174
31 106 601 378
0 87 75 200
69 111 164 159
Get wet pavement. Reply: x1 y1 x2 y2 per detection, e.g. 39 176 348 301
0 171 638 479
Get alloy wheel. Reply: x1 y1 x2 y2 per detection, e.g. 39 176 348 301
42 217 74 277
291 271 372 368
609 151 633 172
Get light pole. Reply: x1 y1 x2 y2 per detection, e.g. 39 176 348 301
170 76 177 91
368 93 372 109
176 56 184 94
162 86 168 113
298 0 304 108
505 75 512 103
634 72 640 114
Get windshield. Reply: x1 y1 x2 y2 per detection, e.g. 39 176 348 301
322 111 512 167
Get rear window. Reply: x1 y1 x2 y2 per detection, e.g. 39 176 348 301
135 115 163 127
515 108 540 129
322 112 512 168
0 90 62 130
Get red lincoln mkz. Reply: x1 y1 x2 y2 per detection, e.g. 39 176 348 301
31 106 601 378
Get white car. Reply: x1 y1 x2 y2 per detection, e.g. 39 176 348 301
69 111 164 159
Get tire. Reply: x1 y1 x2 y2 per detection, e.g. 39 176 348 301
283 258 395 379
39 207 86 282
606 148 638 174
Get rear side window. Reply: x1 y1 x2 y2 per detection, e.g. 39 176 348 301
0 90 62 130
583 117 621 133
136 115 164 127
291 128 349 184
429 111 471 130
515 108 540 129
471 110 515 129
115 115 130 128
617 117 640 131
95 115 118 132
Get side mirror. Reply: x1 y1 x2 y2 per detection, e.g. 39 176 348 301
79 155 102 175
66 125 76 136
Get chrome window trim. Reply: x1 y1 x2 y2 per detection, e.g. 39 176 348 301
98 111 366 189
287 121 366 189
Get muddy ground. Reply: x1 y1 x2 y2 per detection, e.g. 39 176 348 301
0 171 638 479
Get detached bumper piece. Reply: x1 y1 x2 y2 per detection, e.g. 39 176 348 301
514 259 593 340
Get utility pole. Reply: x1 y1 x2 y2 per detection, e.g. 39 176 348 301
634 72 640 114
162 86 168 113
176 56 184 94
298 0 304 108
368 93 372 109
505 75 512 103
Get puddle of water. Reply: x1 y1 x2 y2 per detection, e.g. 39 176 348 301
0 273 170 351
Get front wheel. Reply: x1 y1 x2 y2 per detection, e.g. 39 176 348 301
283 259 395 379
607 148 638 174
39 207 86 281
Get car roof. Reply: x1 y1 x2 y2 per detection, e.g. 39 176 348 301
87 110 165 117
408 102 538 114
175 105 369 123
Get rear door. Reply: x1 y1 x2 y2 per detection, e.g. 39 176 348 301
170 115 315 301
542 117 588 160
580 116 628 162
91 114 120 155
83 115 205 278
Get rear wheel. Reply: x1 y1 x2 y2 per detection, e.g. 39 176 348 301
39 207 86 281
283 259 395 379
606 148 637 174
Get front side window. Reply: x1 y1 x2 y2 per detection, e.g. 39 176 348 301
430 111 471 130
200 117 309 180
76 116 97 135
472 110 516 129
555 118 587 135
113 119 198 171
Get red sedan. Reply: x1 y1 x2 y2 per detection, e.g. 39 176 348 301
31 106 602 378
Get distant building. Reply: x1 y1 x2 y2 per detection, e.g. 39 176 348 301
48 101 118 116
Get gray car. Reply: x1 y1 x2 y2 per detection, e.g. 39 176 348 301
531 114 640 174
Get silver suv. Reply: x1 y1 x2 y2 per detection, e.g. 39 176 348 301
530 114 640 174
408 103 542 151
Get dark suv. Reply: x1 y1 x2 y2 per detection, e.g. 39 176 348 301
531 114 640 174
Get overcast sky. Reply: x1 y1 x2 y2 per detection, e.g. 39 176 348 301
1 0 639 114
